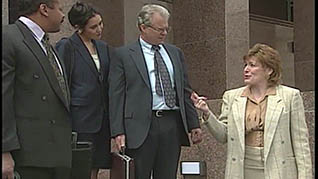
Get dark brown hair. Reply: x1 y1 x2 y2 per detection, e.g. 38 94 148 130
68 1 101 29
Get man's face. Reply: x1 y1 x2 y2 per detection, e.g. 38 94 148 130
140 12 169 45
46 0 65 33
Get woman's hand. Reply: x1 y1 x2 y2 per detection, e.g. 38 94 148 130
191 91 210 115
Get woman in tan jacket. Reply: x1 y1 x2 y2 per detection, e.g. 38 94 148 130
191 43 312 179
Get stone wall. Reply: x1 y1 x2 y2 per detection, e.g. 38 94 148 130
249 14 295 87
294 0 315 91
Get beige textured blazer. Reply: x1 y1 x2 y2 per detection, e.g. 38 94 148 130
205 85 312 179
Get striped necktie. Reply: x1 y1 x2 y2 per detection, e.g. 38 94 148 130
42 34 68 101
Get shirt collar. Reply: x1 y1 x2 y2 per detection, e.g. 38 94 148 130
241 86 276 98
139 37 163 51
19 16 45 41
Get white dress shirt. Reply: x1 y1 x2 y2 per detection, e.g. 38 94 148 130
19 16 63 74
139 37 179 110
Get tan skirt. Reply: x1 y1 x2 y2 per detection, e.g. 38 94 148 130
244 146 265 179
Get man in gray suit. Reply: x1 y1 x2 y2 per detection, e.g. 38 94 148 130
2 0 72 178
109 4 202 179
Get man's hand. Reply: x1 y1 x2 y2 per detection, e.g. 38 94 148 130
2 152 14 179
114 134 126 152
191 128 202 144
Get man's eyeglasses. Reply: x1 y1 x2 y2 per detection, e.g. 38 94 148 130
147 25 171 33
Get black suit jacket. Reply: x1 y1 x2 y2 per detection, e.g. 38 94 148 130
108 40 200 149
56 33 110 133
2 20 72 167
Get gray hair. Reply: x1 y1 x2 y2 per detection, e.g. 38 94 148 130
136 4 170 28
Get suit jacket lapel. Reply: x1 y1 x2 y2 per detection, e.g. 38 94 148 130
263 89 284 161
16 21 70 110
71 33 99 77
129 41 151 89
95 41 109 81
232 95 247 150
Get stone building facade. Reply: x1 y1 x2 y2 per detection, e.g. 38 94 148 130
2 0 314 178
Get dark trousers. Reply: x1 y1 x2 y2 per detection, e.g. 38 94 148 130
15 166 71 179
126 110 183 179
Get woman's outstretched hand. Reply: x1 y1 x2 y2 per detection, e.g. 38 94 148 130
191 91 210 115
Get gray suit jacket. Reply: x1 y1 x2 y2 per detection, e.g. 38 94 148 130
204 85 312 179
108 40 200 149
2 20 72 167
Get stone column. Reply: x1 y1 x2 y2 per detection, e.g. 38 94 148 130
172 0 249 99
294 0 314 91
2 0 8 25
224 0 250 91
172 0 249 178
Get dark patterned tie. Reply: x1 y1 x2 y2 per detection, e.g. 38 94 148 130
42 34 68 101
152 45 176 108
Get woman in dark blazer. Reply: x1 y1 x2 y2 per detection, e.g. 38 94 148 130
55 2 111 179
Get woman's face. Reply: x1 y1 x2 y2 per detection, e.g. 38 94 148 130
81 14 103 40
243 56 272 87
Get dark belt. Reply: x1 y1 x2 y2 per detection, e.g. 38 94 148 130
152 110 177 118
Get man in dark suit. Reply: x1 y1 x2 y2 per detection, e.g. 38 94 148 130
109 4 202 179
2 0 72 178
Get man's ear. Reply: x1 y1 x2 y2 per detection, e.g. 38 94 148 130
39 3 49 17
139 24 147 32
